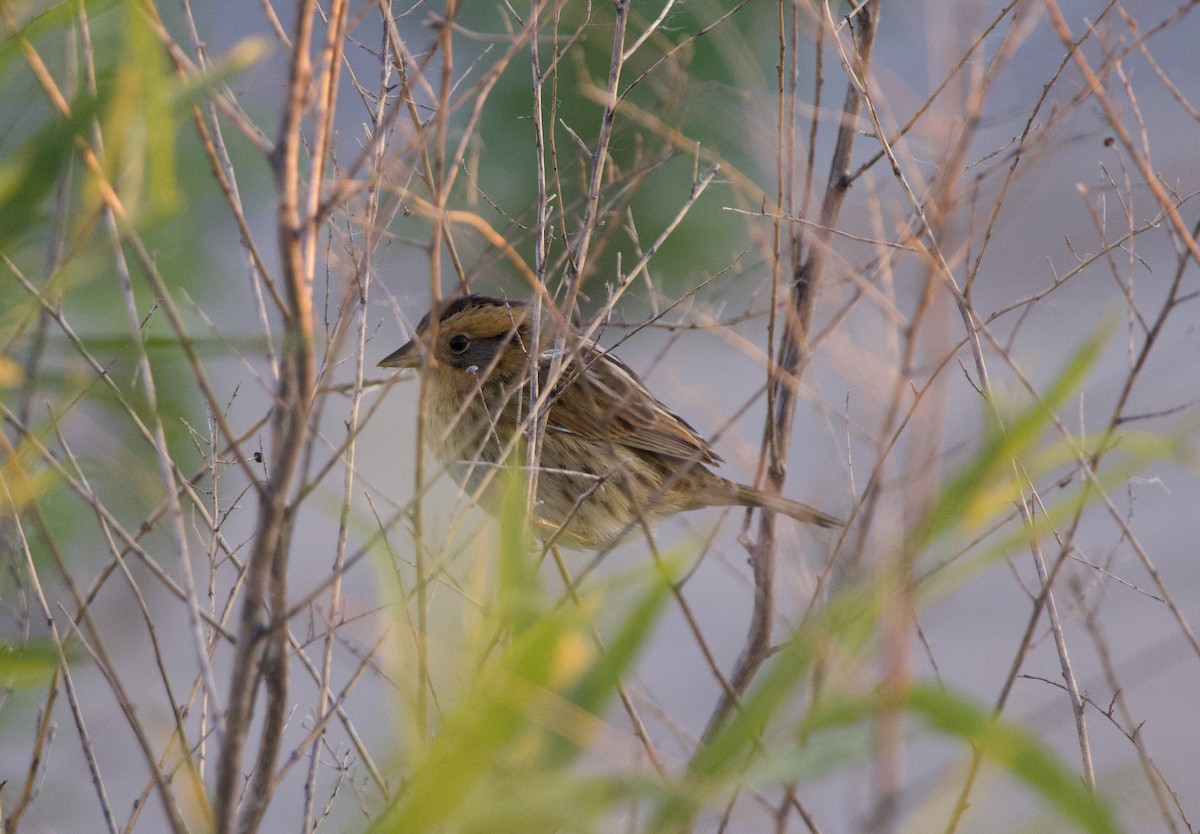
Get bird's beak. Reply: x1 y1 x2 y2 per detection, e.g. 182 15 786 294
378 339 422 370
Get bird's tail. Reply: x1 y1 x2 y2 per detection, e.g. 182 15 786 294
734 484 843 528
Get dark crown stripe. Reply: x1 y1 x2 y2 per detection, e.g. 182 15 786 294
437 294 520 324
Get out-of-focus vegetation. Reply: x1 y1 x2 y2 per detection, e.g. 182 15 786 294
3 1 1198 833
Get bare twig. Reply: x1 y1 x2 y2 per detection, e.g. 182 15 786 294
704 0 880 741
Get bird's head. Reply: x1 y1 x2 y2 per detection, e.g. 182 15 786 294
379 295 532 380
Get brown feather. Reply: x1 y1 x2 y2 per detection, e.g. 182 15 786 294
379 294 842 548
542 346 722 465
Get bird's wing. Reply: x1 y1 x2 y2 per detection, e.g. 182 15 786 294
542 346 723 465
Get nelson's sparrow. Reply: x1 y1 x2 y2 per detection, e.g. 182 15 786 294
380 295 842 548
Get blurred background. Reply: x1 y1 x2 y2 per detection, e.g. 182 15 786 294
1 1 1198 832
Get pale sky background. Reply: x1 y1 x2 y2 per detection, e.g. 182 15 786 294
5 1 1199 832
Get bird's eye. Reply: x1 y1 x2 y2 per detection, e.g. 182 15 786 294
448 334 470 354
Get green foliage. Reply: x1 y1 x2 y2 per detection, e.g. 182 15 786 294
0 0 271 540
0 3 268 776
370 328 1149 834
0 0 118 76
915 322 1185 599
0 640 62 690
447 1 786 308
370 465 674 833
0 88 100 251
915 323 1112 549
904 684 1118 834
1 3 1179 831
